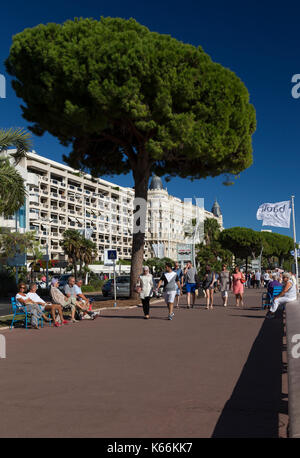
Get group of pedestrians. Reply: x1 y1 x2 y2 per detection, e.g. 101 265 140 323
136 261 248 320
15 275 98 328
203 265 246 309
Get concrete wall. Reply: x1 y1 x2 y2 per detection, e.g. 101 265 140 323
286 299 300 437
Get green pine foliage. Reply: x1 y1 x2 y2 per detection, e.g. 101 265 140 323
6 17 256 295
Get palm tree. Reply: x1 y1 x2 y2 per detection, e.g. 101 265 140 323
61 230 83 280
204 218 221 246
0 128 32 216
81 238 97 268
0 230 37 258
80 238 97 283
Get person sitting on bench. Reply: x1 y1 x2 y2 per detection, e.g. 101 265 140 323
266 272 297 319
16 283 50 329
27 283 68 327
267 273 282 296
64 276 97 320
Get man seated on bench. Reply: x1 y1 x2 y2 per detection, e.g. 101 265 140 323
74 279 94 309
267 273 282 296
27 283 69 327
64 276 97 320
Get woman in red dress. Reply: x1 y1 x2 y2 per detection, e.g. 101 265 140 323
232 266 245 307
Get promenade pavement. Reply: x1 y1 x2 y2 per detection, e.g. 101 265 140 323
0 289 286 438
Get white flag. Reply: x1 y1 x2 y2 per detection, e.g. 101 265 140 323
256 201 291 228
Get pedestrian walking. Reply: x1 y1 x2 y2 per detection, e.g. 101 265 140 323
247 272 252 289
173 261 184 308
156 263 181 320
255 270 261 288
263 271 270 288
183 261 197 309
232 266 245 307
137 266 154 319
202 265 215 309
218 264 231 307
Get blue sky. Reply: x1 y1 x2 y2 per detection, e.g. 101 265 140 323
1 0 300 239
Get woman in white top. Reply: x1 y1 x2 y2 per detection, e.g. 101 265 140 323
137 266 154 319
15 282 49 329
266 272 297 318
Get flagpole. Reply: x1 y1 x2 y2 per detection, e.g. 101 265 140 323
291 195 299 294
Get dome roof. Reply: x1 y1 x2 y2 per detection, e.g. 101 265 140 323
149 175 163 190
211 199 222 217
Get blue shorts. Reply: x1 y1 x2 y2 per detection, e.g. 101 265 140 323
186 283 197 293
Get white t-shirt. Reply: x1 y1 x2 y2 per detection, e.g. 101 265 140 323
255 272 261 280
16 293 27 307
27 292 46 304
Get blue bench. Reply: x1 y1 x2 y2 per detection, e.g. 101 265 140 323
261 285 283 310
10 297 47 329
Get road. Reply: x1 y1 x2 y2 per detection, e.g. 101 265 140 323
0 289 286 438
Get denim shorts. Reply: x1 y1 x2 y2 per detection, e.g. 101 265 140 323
186 283 197 293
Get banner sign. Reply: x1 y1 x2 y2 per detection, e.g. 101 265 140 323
152 243 165 259
256 200 291 228
177 244 193 262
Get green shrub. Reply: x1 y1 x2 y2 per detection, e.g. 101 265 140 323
89 279 104 290
81 285 95 292
0 270 17 295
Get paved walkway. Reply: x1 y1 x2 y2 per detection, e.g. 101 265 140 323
0 289 286 438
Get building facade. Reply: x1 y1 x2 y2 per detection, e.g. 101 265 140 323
145 176 223 260
0 151 223 263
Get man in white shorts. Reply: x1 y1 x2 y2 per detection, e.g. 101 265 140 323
156 263 181 320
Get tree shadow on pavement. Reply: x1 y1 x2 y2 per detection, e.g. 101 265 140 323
100 315 167 320
212 311 285 438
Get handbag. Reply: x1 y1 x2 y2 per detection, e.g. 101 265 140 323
134 284 142 294
240 274 246 284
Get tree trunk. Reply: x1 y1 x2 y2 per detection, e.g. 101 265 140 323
245 257 248 274
130 165 150 298
73 257 78 280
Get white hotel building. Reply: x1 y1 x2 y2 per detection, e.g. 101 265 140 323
0 151 223 263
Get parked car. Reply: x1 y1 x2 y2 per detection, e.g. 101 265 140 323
102 276 130 298
115 276 130 298
102 279 113 297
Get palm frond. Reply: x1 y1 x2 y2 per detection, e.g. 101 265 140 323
0 160 26 216
0 128 32 163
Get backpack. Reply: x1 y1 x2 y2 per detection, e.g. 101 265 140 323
75 310 82 321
